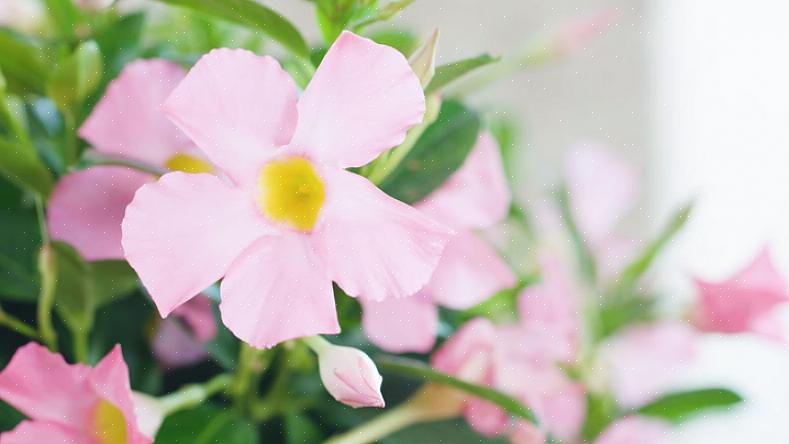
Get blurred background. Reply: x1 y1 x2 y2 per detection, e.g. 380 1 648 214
264 0 789 442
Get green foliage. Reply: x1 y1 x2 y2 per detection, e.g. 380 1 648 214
426 53 500 94
379 100 480 204
637 388 744 424
47 40 103 114
51 241 95 335
0 138 53 198
0 29 50 95
284 412 323 444
43 0 82 39
157 405 260 444
0 178 41 302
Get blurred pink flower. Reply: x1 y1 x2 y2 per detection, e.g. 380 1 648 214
432 318 586 440
48 58 202 261
509 422 546 444
601 322 696 408
694 247 789 338
594 416 669 444
151 295 217 370
314 342 385 409
122 31 451 349
0 342 150 443
362 133 515 353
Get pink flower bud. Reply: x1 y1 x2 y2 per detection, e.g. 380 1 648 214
316 344 385 408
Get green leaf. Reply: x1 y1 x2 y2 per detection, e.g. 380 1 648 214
154 0 310 60
352 0 416 30
47 40 103 113
285 412 323 444
0 138 54 197
556 184 597 283
636 388 743 424
0 399 23 431
93 12 147 77
43 0 81 39
51 241 95 334
0 177 41 301
382 419 508 444
369 28 418 56
0 29 49 94
156 405 259 444
376 356 538 424
91 260 139 307
379 100 480 204
425 54 499 94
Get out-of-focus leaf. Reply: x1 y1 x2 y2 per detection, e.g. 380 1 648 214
0 178 41 302
425 53 499 94
352 0 416 30
154 0 309 60
379 100 480 204
581 392 618 441
636 388 743 424
377 356 538 424
47 40 103 113
285 412 323 444
489 114 521 183
204 303 240 370
556 185 597 283
91 260 139 307
315 0 359 44
51 241 95 334
0 138 53 197
369 28 418 56
383 419 508 444
0 29 49 94
597 295 656 339
156 404 259 444
93 12 146 77
43 0 81 39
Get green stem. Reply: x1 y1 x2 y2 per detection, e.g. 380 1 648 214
83 150 169 176
36 244 58 351
325 402 423 444
160 373 233 416
302 335 331 354
231 344 271 412
0 305 40 340
72 327 88 362
62 110 78 167
34 196 49 245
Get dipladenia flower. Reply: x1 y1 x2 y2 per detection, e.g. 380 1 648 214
151 295 217 370
121 31 451 349
693 247 789 338
0 342 150 443
362 133 515 353
314 342 385 409
48 58 209 261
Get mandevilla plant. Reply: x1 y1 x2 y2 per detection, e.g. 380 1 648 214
0 1 765 443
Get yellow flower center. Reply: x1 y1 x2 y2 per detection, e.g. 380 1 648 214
92 399 128 444
258 157 325 231
164 153 214 174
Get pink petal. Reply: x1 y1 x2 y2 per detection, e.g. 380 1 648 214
418 132 511 230
313 169 452 302
0 342 95 426
163 49 298 187
564 143 638 244
361 291 438 353
47 166 153 261
122 172 268 317
602 322 696 408
151 317 209 370
291 31 425 168
537 379 586 441
220 234 339 348
594 416 669 444
89 346 150 444
172 295 217 342
694 247 789 334
0 420 86 444
464 397 510 437
79 59 191 166
428 230 516 310
431 318 497 381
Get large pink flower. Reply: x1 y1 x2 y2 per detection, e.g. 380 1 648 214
362 133 515 353
121 31 452 349
0 342 150 443
47 58 208 261
693 247 789 337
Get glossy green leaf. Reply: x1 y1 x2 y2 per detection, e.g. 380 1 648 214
0 29 49 94
425 53 499 94
156 405 259 444
379 100 480 204
636 388 743 424
352 0 416 30
376 356 538 424
47 40 103 113
556 185 597 283
0 399 23 431
0 138 53 197
154 0 309 60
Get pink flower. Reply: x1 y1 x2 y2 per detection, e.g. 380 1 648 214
47 58 205 261
600 322 696 408
0 342 150 443
121 31 451 349
362 133 515 353
150 295 217 370
432 318 586 440
509 422 546 444
694 247 789 337
594 416 669 444
313 341 385 408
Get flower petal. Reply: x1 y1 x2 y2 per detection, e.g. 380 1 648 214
428 230 516 310
431 318 497 380
464 397 509 437
151 317 209 370
47 166 153 261
172 295 217 342
0 420 85 444
0 343 94 426
291 31 425 168
163 49 298 186
313 169 452 302
361 291 438 353
220 234 339 348
79 59 190 166
418 133 511 230
122 172 267 317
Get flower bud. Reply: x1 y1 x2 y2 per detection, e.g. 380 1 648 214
313 341 385 408
131 392 165 440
